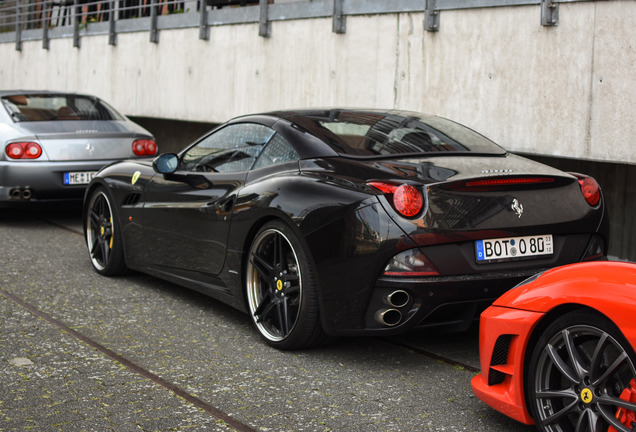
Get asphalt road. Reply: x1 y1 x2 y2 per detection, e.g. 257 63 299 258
0 205 535 432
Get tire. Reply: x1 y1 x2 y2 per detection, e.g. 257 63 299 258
527 310 636 432
84 186 127 276
245 220 326 350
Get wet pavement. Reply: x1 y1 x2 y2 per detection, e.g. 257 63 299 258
0 207 533 431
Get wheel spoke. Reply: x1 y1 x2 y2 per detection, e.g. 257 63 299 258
251 252 274 280
598 401 635 432
275 234 285 271
90 236 102 257
101 237 110 263
540 396 579 426
253 289 275 319
593 352 629 388
546 342 579 384
574 408 598 432
90 208 101 226
562 328 588 379
589 333 610 380
599 393 636 412
277 301 288 336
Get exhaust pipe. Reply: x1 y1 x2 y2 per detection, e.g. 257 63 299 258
384 290 410 308
10 188 22 199
8 187 33 200
374 308 402 327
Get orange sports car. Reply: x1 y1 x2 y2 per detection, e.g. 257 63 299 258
471 261 636 432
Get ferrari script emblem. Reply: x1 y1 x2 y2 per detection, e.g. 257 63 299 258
511 198 523 218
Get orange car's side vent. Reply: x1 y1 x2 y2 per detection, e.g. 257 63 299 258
488 334 513 386
122 193 141 207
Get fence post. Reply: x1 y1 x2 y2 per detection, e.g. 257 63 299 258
332 0 345 34
109 0 117 45
72 0 80 47
42 0 50 49
15 0 22 51
199 0 209 40
541 0 559 26
259 0 270 38
425 0 439 32
150 0 159 42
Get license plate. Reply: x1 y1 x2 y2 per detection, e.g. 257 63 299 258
475 234 553 263
64 171 96 185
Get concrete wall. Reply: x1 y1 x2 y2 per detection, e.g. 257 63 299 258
1 1 635 165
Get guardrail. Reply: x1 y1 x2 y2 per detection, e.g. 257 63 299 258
0 0 590 50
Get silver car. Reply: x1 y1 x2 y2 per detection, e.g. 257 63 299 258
0 90 157 206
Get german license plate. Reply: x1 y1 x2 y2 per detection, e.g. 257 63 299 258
475 234 553 263
64 171 96 185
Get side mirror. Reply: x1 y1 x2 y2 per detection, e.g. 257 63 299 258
153 153 179 174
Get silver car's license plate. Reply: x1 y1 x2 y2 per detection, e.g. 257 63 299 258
475 234 553 263
64 171 96 185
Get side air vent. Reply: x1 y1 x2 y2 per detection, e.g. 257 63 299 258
488 334 513 386
122 193 141 207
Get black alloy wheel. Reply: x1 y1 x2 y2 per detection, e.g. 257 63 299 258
245 221 325 350
85 187 126 276
528 310 636 432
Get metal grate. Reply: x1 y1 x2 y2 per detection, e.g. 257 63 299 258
487 334 513 386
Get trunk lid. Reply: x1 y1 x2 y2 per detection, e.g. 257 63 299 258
327 153 604 244
12 120 151 161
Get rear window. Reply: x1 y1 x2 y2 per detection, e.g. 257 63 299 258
1 94 125 122
289 110 506 157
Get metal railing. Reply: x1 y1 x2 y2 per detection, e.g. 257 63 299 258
0 0 590 50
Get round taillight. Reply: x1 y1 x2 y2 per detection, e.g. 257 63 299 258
145 140 157 155
368 182 424 218
6 142 41 159
132 139 158 156
578 176 600 206
25 142 42 159
393 184 424 217
6 143 24 159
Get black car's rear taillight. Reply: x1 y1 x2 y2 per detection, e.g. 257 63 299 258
368 181 424 218
571 173 601 206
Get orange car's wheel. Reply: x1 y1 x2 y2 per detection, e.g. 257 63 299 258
528 310 636 432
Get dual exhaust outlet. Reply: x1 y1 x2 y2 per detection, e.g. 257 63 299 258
9 187 32 200
374 290 411 327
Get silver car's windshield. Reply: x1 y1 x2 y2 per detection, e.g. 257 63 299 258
1 94 125 122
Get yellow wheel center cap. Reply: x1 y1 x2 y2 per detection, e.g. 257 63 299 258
580 388 593 404
276 280 283 291
100 226 105 236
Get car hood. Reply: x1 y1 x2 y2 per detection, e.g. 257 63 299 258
491 261 636 313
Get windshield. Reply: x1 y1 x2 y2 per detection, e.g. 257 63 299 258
287 110 506 157
1 94 125 122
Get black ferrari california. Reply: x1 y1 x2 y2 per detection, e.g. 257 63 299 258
83 109 608 349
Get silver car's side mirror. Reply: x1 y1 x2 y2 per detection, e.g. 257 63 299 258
153 153 178 174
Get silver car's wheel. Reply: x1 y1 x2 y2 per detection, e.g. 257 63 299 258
528 311 636 432
245 221 325 350
85 187 126 276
